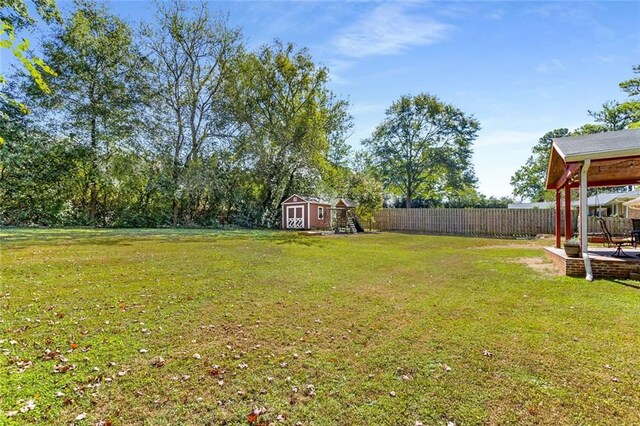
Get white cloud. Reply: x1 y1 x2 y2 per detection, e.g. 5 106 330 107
333 3 451 58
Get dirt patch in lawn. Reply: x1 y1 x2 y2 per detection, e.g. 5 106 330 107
515 256 562 276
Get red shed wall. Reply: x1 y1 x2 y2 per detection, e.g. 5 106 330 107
309 203 332 229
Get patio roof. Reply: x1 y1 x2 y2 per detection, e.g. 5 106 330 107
545 128 640 190
543 129 640 278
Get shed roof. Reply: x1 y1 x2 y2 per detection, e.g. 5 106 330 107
545 129 640 190
281 194 332 205
335 198 356 208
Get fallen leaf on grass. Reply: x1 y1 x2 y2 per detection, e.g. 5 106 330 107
208 366 223 376
193 353 201 360
75 412 86 421
42 348 62 361
20 399 36 413
53 364 76 373
150 357 165 367
483 350 493 357
247 407 267 424
304 384 316 397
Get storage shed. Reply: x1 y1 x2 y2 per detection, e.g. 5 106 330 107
281 194 332 230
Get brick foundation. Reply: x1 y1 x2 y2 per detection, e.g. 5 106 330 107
544 247 640 279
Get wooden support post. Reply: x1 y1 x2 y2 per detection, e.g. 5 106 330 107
555 189 562 248
564 185 572 240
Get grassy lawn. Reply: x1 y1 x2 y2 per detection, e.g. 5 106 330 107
1 229 639 425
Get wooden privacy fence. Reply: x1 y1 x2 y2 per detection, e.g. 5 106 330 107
372 208 633 238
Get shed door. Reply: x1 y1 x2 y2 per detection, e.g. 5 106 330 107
287 206 304 229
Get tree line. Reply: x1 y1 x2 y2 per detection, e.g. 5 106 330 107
1 0 499 228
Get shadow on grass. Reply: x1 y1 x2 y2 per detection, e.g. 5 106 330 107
273 235 325 247
603 279 640 290
0 227 328 248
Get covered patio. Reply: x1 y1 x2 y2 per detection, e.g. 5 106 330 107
543 128 640 280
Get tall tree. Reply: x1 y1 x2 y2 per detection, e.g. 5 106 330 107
23 0 146 223
142 1 242 225
363 93 479 208
229 41 351 226
587 65 640 131
509 128 569 202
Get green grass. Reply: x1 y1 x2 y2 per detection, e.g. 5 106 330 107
1 229 639 425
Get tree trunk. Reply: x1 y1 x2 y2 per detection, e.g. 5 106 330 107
172 199 179 226
89 115 98 224
405 189 413 209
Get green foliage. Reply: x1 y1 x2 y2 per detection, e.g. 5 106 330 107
585 65 640 131
587 99 640 131
228 41 351 226
141 1 243 226
619 65 640 97
0 101 84 225
347 173 383 227
443 188 514 208
23 0 149 224
3 2 352 228
363 93 480 208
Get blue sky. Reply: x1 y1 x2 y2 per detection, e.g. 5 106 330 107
8 1 640 198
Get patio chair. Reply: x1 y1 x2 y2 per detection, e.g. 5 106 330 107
631 219 640 247
597 217 634 257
